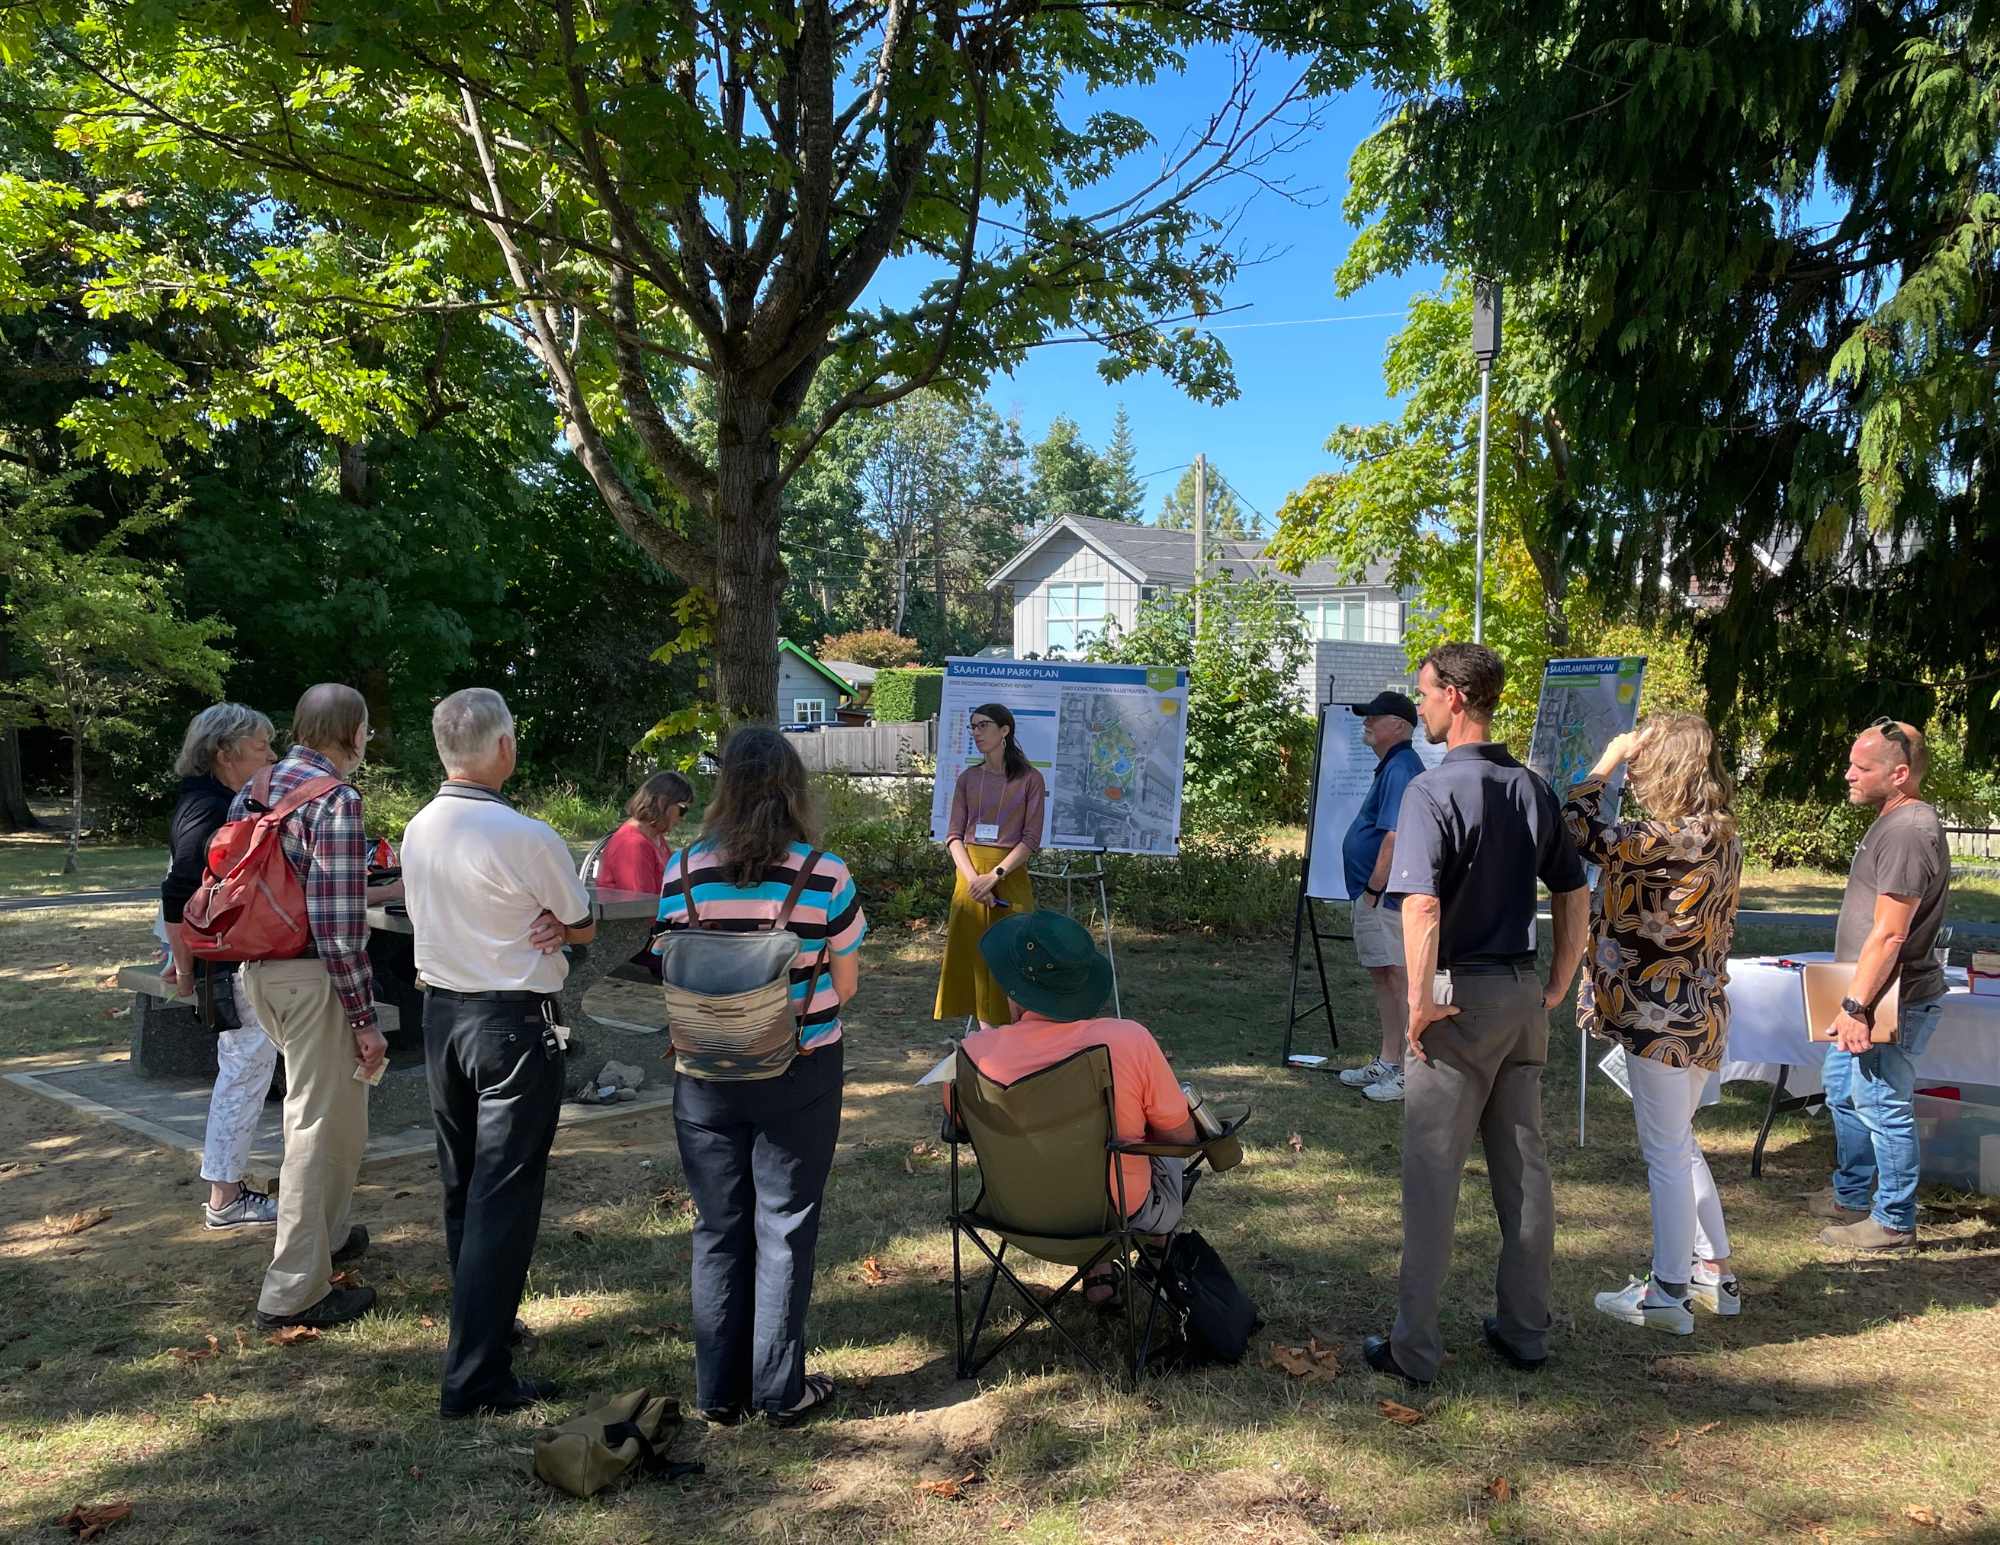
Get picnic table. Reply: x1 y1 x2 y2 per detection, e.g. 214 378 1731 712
1719 952 2000 1175
118 964 406 1079
366 884 664 1041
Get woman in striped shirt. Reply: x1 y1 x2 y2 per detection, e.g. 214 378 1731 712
655 727 867 1425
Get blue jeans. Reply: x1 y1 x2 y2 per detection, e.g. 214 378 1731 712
1822 996 1945 1233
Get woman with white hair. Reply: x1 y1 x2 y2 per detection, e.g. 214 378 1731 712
1563 713 1744 1336
161 701 281 1230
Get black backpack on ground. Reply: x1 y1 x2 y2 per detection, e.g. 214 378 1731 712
1139 1228 1262 1367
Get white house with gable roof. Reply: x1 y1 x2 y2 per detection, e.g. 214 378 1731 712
986 514 1414 706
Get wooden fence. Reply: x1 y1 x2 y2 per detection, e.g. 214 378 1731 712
784 719 935 776
1945 826 2000 864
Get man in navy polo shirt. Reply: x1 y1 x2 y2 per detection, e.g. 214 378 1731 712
1364 643 1591 1388
1335 691 1428 1104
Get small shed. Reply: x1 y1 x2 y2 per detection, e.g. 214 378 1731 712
776 639 856 727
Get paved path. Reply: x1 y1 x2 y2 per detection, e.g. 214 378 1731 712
0 887 154 912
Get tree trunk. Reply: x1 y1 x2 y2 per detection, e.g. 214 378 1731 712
64 730 83 874
713 390 785 725
0 726 33 831
361 666 397 763
0 628 35 830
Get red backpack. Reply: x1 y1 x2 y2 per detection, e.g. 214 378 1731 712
183 768 347 962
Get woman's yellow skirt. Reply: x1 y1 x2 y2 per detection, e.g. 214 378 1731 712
934 843 1036 1023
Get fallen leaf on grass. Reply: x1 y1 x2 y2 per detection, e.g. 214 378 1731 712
1904 1506 1941 1528
233 1329 249 1353
1486 1476 1513 1504
59 1500 132 1540
1267 1338 1339 1382
568 1304 591 1319
1377 1399 1424 1426
1287 1132 1304 1156
191 1393 229 1407
859 1256 889 1286
265 1326 320 1347
329 1270 362 1290
916 1471 983 1500
45 1209 111 1238
1641 1429 1683 1450
1665 1491 1693 1506
419 1316 437 1330
1691 1420 1721 1436
169 1336 220 1365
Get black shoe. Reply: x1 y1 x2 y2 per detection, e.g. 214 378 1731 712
440 1375 561 1420
695 1405 748 1426
255 1284 377 1331
1362 1333 1432 1388
508 1317 534 1350
331 1225 369 1265
1481 1316 1547 1372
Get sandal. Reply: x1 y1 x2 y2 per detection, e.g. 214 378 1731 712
768 1372 837 1428
1083 1262 1124 1310
695 1404 747 1426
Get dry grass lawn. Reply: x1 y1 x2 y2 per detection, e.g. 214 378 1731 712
2 900 1998 1543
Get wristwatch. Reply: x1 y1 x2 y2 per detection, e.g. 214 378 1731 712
1839 995 1873 1025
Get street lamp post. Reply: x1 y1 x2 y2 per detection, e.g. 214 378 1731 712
1471 278 1503 643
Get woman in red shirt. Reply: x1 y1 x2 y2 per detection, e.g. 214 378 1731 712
595 771 695 895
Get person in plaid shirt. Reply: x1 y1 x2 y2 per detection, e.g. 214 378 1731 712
232 683 391 1331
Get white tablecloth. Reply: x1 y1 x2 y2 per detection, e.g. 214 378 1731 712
1719 952 2000 1096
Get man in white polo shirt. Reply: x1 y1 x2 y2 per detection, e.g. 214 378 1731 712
402 688 596 1419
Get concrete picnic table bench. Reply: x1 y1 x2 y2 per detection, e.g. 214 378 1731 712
116 885 660 1079
117 964 406 1080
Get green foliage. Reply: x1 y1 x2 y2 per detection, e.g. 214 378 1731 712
817 630 921 669
1156 462 1253 538
1338 3 2000 779
1087 573 1311 833
1030 415 1117 524
1733 792 1873 874
12 1 1331 723
0 471 230 868
1100 407 1146 523
872 668 945 725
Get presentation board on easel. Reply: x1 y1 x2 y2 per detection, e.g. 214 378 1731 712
1302 706 1447 901
928 657 1190 856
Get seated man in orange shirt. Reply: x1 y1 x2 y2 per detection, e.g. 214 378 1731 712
946 911 1198 1275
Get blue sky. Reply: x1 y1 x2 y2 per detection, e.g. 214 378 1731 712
984 44 1444 531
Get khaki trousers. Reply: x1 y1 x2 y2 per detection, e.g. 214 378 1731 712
1391 968 1554 1381
240 958 368 1315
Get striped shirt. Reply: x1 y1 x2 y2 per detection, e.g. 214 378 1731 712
655 840 867 1048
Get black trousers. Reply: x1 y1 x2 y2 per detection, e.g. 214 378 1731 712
673 1040 844 1414
423 991 564 1412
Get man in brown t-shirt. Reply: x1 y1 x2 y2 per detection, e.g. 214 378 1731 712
1812 719 1953 1251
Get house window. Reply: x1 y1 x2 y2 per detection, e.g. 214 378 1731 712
792 698 827 725
1294 594 1372 642
1046 581 1108 655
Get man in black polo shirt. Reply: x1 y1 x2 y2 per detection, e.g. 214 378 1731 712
1364 643 1591 1386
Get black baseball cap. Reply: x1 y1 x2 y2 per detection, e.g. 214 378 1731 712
1347 690 1418 724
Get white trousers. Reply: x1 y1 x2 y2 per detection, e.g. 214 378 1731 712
199 977 280 1184
1625 1051 1731 1284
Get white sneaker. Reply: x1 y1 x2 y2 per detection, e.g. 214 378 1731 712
204 1185 279 1230
1688 1260 1740 1316
1593 1274 1694 1335
1362 1067 1406 1102
1339 1057 1394 1088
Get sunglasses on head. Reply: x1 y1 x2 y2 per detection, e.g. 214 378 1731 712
1867 715 1911 762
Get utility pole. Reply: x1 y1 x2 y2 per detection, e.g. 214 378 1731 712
1471 278 1503 643
1193 452 1208 635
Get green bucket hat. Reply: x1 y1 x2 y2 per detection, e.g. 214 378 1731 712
977 910 1113 1022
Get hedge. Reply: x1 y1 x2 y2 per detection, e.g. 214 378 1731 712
872 666 944 724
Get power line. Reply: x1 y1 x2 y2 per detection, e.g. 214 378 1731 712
1194 309 1408 333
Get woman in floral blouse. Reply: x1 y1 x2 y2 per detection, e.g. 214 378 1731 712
1564 713 1743 1337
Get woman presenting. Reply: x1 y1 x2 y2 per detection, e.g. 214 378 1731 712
935 703 1046 1026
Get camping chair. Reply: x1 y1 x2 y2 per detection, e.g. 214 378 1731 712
946 1045 1248 1386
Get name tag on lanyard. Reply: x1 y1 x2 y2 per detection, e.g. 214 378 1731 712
973 822 1001 844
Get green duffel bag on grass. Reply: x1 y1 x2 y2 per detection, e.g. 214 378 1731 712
531 1388 702 1498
